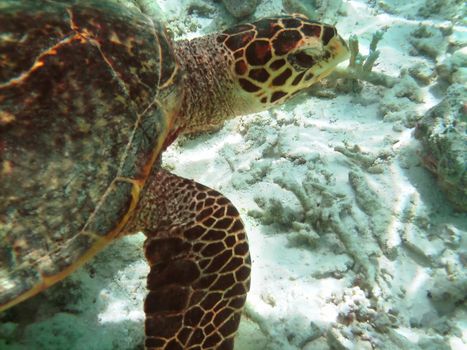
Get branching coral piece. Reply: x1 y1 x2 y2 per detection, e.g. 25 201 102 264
333 31 398 91
363 32 382 72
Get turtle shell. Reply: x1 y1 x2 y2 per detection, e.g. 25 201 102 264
0 0 180 310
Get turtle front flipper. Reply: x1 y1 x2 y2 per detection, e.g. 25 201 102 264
126 169 251 350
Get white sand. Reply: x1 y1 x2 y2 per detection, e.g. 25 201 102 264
1 0 465 349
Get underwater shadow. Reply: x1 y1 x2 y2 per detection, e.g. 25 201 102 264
0 236 147 350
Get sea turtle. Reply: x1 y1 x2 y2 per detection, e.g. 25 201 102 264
0 0 349 348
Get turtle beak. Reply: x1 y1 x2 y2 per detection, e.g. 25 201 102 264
311 34 349 82
329 34 350 64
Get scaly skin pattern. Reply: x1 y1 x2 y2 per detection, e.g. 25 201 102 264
172 14 349 135
126 169 250 350
0 1 349 349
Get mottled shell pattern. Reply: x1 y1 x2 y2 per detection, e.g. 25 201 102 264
0 0 180 310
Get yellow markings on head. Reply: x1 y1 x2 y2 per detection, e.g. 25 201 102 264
219 15 349 108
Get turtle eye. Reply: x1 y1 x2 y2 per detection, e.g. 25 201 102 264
290 50 316 69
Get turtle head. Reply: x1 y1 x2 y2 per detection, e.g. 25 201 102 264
172 15 349 136
220 14 349 109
